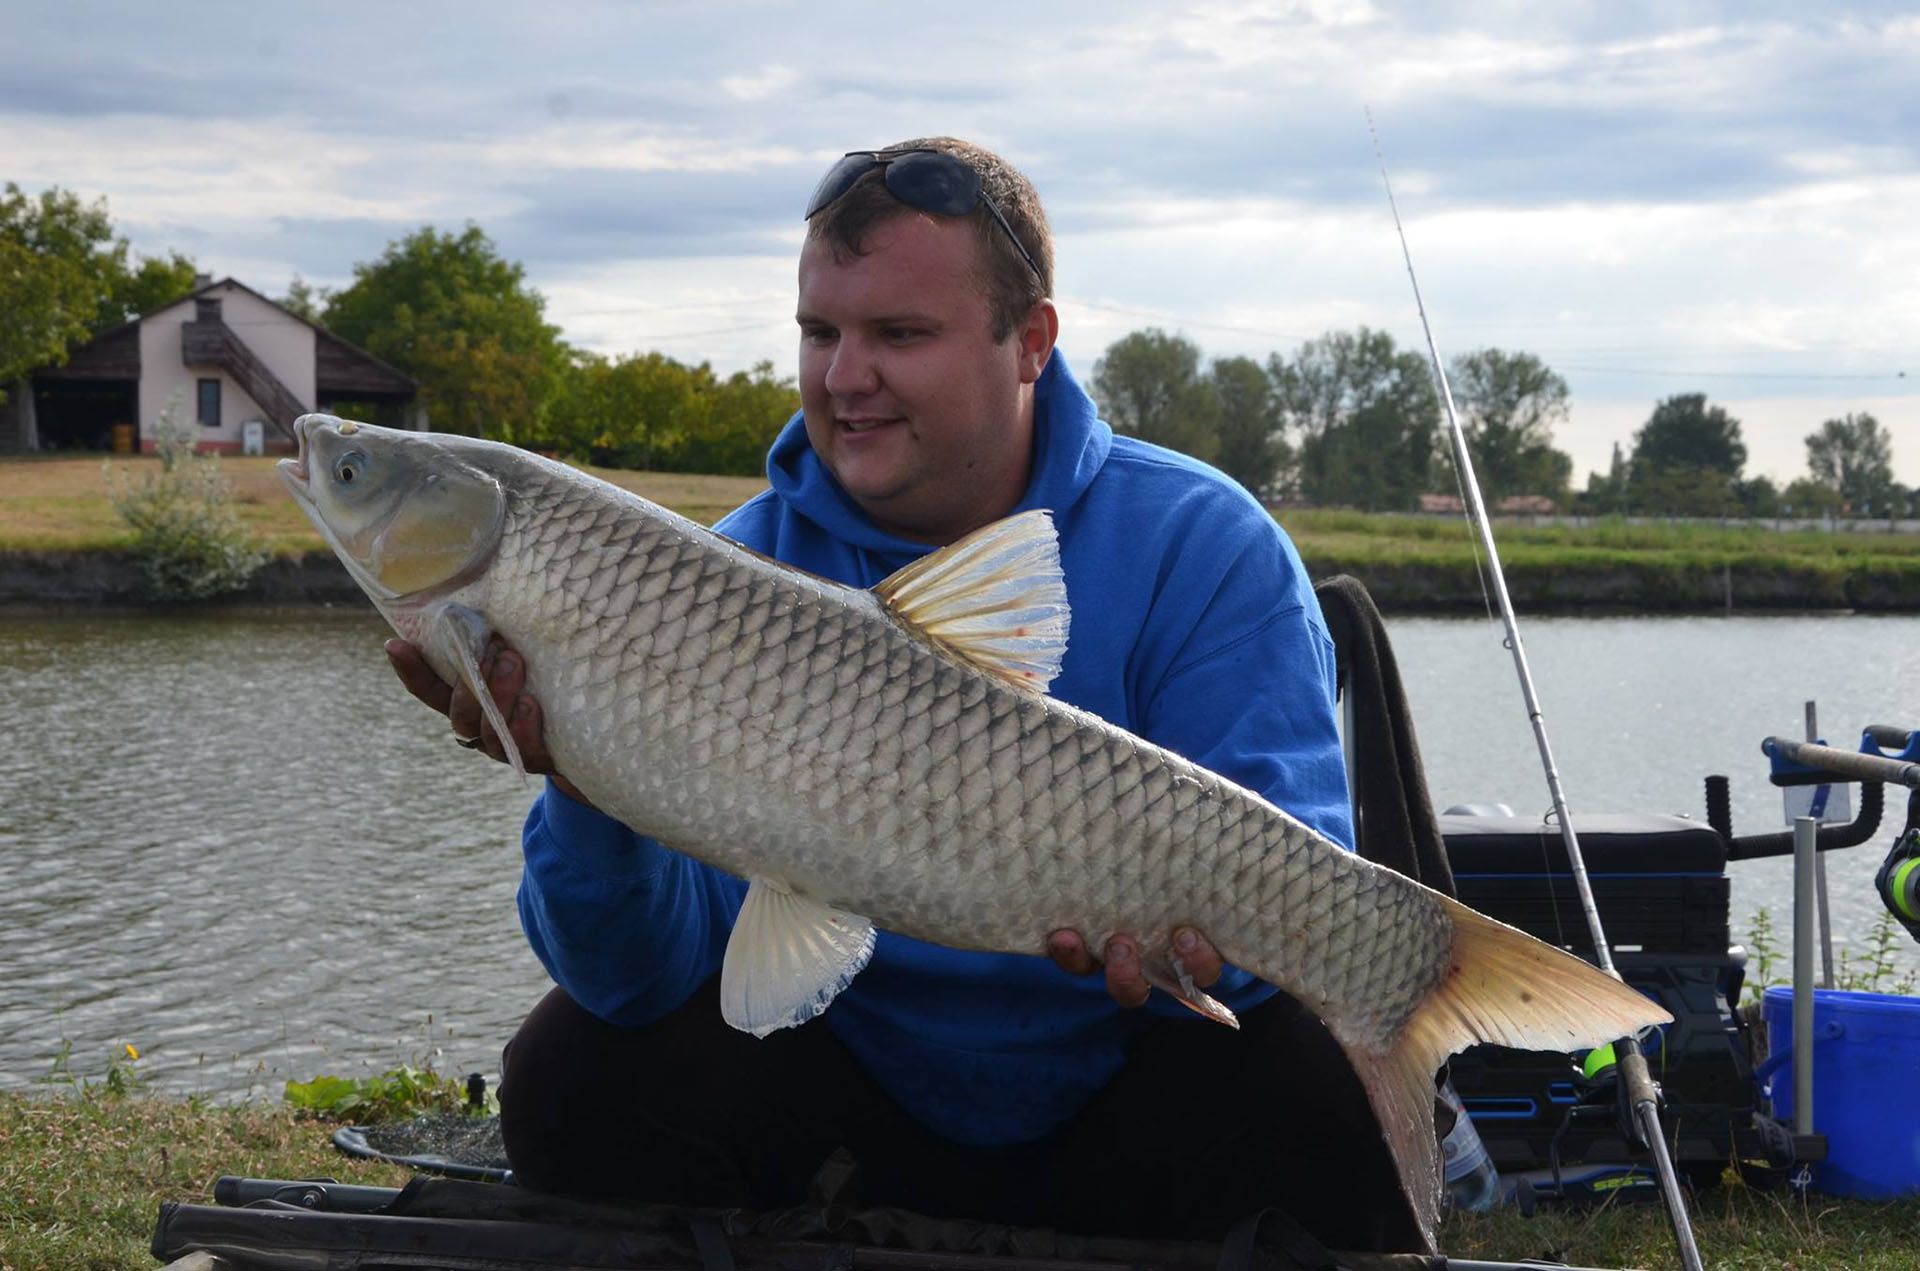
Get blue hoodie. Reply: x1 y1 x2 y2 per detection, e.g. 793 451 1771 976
518 352 1353 1147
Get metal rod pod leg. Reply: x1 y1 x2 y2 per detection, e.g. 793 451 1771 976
1793 814 1818 1137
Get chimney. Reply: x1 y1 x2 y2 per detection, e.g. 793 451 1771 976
192 272 213 291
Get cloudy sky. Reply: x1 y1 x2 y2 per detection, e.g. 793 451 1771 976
9 0 1916 484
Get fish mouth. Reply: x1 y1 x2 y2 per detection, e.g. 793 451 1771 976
277 415 321 498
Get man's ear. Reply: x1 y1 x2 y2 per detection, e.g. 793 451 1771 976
1015 299 1060 385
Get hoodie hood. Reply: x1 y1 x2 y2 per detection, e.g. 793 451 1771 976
763 352 1113 554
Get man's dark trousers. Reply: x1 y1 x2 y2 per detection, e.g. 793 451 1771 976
498 978 1422 1252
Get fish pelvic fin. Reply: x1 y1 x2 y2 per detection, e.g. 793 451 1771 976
720 878 876 1038
872 509 1068 694
430 604 526 780
1143 953 1240 1028
1340 894 1674 1251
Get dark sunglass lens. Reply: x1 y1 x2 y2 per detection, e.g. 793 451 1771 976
804 153 880 219
882 151 979 216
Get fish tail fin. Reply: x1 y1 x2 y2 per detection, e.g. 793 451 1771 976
1339 894 1673 1250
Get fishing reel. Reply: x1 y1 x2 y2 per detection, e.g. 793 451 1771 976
1872 792 1920 944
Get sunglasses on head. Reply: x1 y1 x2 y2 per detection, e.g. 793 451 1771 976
804 148 1042 281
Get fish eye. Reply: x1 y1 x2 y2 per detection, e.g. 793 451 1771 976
333 450 369 486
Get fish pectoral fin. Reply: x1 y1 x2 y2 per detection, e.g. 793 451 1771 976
871 509 1069 695
720 878 876 1038
430 604 526 780
1143 956 1240 1029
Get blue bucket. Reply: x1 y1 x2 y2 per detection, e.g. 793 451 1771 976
1763 986 1920 1197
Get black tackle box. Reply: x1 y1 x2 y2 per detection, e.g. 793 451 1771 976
1440 812 1771 1187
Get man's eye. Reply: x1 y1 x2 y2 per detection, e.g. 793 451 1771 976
800 326 836 344
881 326 924 342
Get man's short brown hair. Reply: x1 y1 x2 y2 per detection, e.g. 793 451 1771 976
805 136 1054 342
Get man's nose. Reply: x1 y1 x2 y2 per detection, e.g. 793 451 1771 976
823 335 879 398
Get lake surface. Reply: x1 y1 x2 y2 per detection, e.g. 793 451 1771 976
2 605 1916 1099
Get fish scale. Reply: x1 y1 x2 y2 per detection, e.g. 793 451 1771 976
281 415 1673 1250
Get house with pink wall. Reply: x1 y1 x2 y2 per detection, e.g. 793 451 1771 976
1 277 418 453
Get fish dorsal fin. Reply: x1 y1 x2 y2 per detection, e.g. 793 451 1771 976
721 877 876 1037
872 509 1069 694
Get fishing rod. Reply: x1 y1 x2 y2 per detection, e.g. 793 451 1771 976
1366 114 1706 1271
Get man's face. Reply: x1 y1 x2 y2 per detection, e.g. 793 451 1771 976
796 213 1044 544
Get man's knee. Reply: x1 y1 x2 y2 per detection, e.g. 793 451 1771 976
494 981 848 1204
497 988 636 1191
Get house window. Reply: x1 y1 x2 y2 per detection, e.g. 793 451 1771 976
197 378 221 427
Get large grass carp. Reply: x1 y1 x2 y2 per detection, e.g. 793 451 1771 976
279 413 1669 1248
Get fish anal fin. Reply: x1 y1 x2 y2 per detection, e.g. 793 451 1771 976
1338 894 1676 1251
430 604 526 779
720 878 876 1038
1143 954 1240 1029
872 510 1068 695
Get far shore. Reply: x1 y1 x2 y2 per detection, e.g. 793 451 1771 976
6 454 1920 611
8 545 1918 613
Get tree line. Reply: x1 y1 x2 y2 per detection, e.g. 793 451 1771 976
1090 327 1906 518
5 185 797 477
5 182 1904 511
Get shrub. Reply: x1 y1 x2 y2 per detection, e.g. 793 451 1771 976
104 394 265 600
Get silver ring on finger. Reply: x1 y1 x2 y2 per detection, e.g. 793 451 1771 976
455 735 484 750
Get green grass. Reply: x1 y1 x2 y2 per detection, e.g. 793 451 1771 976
1442 1183 1920 1269
0 454 770 551
8 455 1920 608
1272 509 1920 609
3 1084 1917 1270
1280 508 1920 556
0 1088 408 1270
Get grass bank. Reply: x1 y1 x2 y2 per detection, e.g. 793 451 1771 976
4 1087 1918 1270
1276 509 1920 611
7 455 1920 609
0 454 769 554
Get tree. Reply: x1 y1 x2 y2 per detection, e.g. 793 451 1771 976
0 183 196 398
322 225 565 438
1577 442 1632 515
1627 393 1746 514
97 252 199 332
1207 355 1288 497
684 361 801 476
277 275 329 325
1271 327 1438 511
537 351 798 476
543 350 703 467
1736 475 1781 519
1445 348 1574 504
1090 329 1220 463
1805 412 1898 514
1782 476 1843 518
1630 393 1745 476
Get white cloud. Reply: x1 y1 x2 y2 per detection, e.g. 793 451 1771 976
3 0 1913 483
718 64 801 104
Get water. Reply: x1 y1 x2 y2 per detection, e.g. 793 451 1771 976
0 607 548 1099
1391 612 1920 984
1 606 1915 1100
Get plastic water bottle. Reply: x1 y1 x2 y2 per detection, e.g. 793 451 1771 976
1438 1079 1502 1211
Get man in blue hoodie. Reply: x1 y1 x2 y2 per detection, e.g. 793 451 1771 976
389 138 1413 1250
